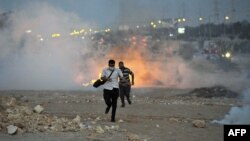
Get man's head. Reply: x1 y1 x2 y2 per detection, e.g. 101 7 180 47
119 61 124 69
108 59 115 70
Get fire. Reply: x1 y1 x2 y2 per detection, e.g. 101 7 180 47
103 41 182 87
76 40 186 88
81 73 102 87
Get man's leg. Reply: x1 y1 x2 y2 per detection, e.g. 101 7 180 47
111 88 119 122
119 85 125 107
103 89 112 114
125 85 132 104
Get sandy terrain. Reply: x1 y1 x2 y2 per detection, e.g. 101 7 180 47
0 87 240 141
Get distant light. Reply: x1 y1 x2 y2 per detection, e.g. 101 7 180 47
136 25 140 28
26 30 32 33
178 27 185 34
150 22 154 25
70 30 80 36
79 29 85 33
225 52 231 58
153 24 157 28
40 38 44 41
178 19 182 22
199 17 203 21
89 28 92 32
82 36 85 40
225 16 230 20
182 18 186 22
105 28 111 32
158 20 162 24
51 33 61 38
169 33 174 37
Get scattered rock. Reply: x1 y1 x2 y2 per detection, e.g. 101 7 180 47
192 120 206 128
95 117 101 121
118 119 124 123
7 125 18 135
6 98 17 107
73 115 81 123
111 125 119 131
33 105 44 113
127 133 140 141
17 127 25 134
156 124 160 128
104 125 110 131
95 126 105 134
169 118 179 123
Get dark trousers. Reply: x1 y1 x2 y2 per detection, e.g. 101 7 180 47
103 88 119 121
119 84 131 105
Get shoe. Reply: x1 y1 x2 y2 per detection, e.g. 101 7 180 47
105 106 110 114
128 100 132 105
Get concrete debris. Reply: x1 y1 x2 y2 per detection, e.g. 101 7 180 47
118 119 124 123
127 133 141 141
95 117 101 121
73 115 81 123
104 125 110 131
95 126 105 134
0 95 134 136
33 105 44 113
192 120 206 128
6 98 17 107
169 118 179 123
7 125 18 135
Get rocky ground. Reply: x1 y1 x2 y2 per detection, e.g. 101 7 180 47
0 87 241 141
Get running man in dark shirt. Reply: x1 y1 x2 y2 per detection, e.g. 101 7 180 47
118 61 134 107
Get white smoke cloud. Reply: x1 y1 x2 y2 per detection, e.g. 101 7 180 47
0 2 98 90
212 89 250 124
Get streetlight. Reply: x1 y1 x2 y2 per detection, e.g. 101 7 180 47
198 17 204 38
225 16 230 20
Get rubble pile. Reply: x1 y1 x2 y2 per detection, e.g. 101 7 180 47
188 86 238 98
0 95 136 139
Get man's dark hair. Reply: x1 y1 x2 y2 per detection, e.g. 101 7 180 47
119 61 124 64
109 59 115 64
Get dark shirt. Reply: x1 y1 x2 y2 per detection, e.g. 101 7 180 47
119 67 133 85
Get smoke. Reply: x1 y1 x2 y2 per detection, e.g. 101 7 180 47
0 2 98 90
212 89 250 124
96 39 249 92
0 2 249 91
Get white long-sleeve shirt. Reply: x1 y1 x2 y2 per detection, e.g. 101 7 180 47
101 67 123 90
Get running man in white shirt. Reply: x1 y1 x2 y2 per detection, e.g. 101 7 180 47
101 59 123 122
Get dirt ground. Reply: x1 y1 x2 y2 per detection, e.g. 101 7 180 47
0 87 241 141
